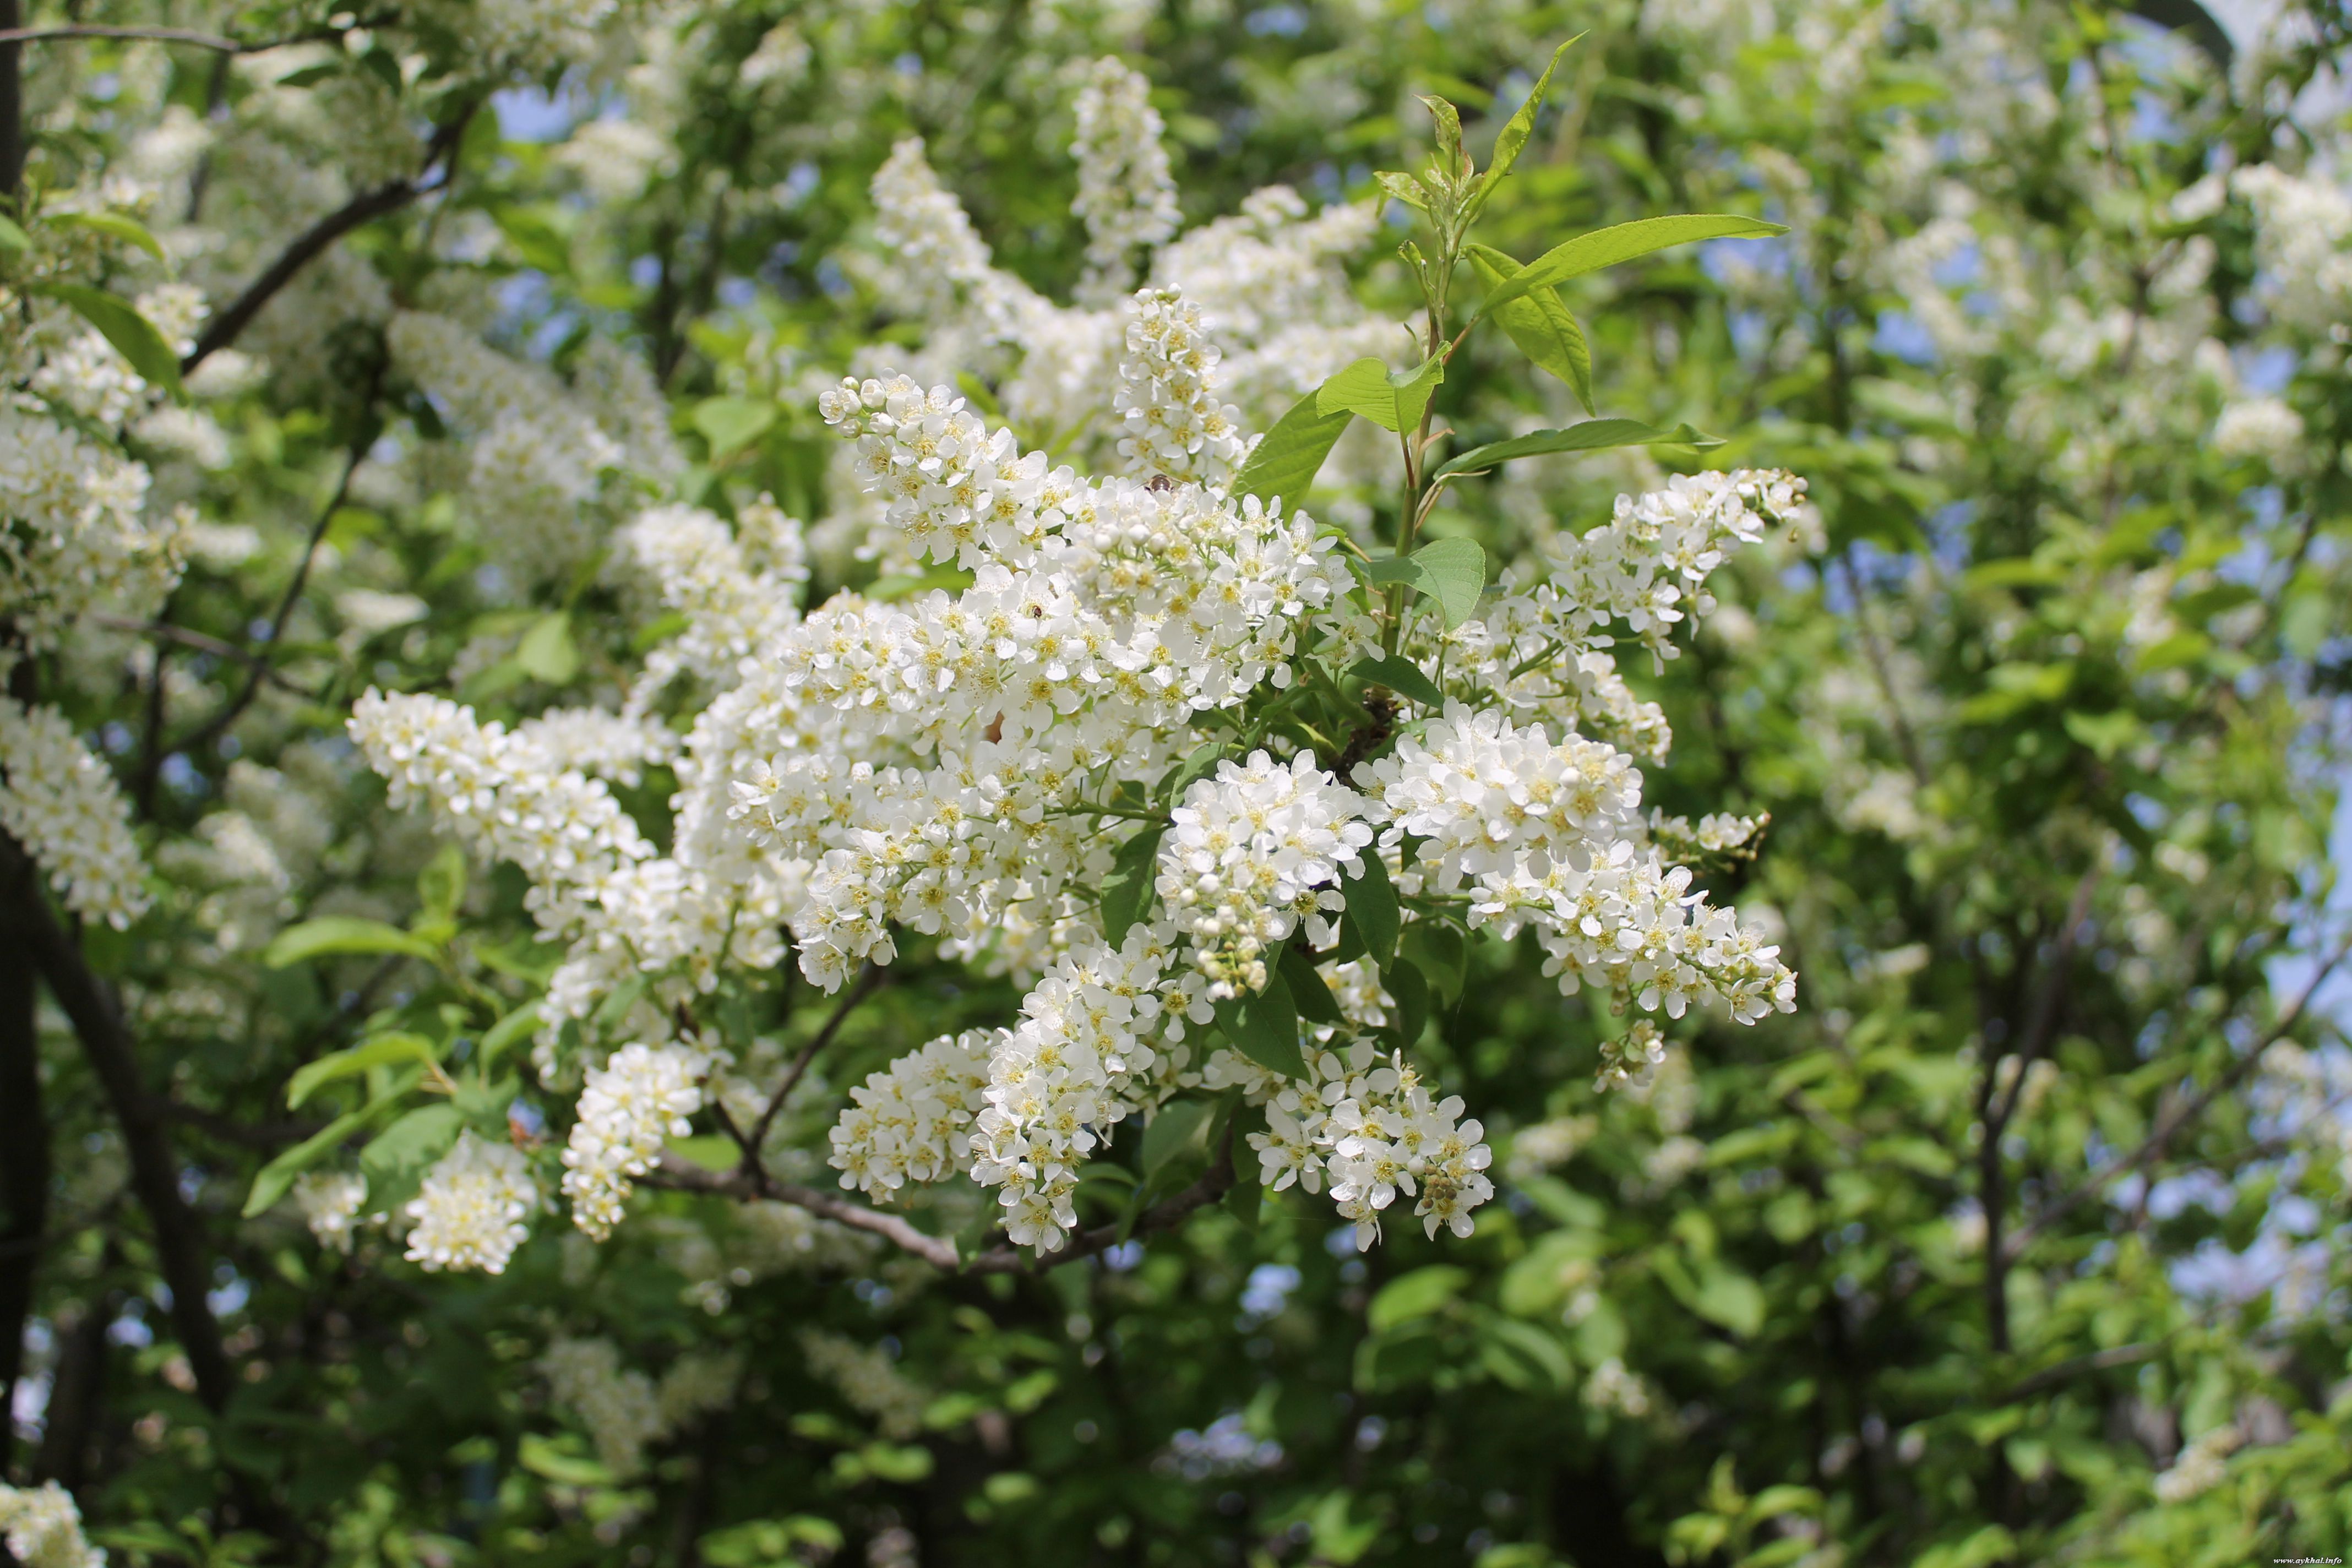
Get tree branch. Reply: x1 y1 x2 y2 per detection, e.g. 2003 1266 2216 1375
2003 931 2352 1261
0 796 49 1476
746 961 884 1155
90 613 313 694
0 24 243 49
4 835 236 1412
182 106 473 375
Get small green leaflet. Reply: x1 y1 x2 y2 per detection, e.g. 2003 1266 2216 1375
476 1003 543 1076
287 1032 439 1109
1233 390 1354 506
1347 655 1446 710
1141 1097 1213 1179
1099 824 1166 948
1361 538 1487 628
264 915 440 968
1432 419 1723 481
1316 356 1445 434
241 1106 379 1217
29 282 185 399
1467 244 1593 413
693 395 776 458
50 210 168 261
1342 854 1400 969
515 612 579 683
1475 215 1788 322
1222 969 1304 1077
1278 945 1343 1024
1466 34 1586 223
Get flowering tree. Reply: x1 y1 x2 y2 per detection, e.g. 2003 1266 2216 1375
2 1 2349 1564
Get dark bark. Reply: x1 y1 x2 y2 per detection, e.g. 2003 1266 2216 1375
4 840 235 1412
32 1284 110 1490
0 0 22 199
0 837 46 1480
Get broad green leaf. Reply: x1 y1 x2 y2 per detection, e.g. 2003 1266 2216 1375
1476 215 1788 320
1099 824 1166 948
1159 740 1227 804
1342 854 1400 969
1141 1097 1212 1179
514 612 579 684
1479 1315 1575 1391
1368 1264 1469 1331
287 1032 439 1109
241 1107 374 1217
1234 390 1355 505
1468 35 1585 220
0 214 30 251
360 1103 465 1184
1316 356 1445 434
477 1003 542 1075
518 1433 612 1487
1403 920 1467 1001
1467 244 1592 412
693 395 776 458
1278 944 1343 1023
264 916 439 968
275 61 343 87
51 210 168 261
1433 418 1722 480
1348 655 1446 709
1388 955 1431 1044
1224 968 1304 1077
1411 538 1486 627
417 842 467 923
30 282 185 399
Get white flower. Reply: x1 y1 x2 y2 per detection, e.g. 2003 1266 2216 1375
2153 1423 2240 1504
404 1131 539 1274
2211 397 2306 467
0 696 150 930
1071 57 1182 297
562 1043 707 1240
0 1482 106 1568
295 1170 369 1253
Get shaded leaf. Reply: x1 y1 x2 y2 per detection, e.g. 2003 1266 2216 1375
1234 390 1355 505
1348 654 1446 709
287 1032 438 1109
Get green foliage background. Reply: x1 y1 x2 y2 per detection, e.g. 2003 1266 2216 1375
3 1 2350 1565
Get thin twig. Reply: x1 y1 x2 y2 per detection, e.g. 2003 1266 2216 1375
90 613 312 694
2004 932 2352 1260
182 105 473 374
0 24 241 49
746 962 884 1155
1990 866 2101 1135
647 1152 961 1271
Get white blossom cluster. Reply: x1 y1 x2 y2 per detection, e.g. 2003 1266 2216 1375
1071 56 1183 298
830 1030 994 1200
1116 289 1250 484
0 695 152 930
404 1131 539 1274
1360 705 1794 1022
0 1483 104 1568
295 1170 369 1253
2228 164 2352 338
1237 1039 1495 1248
2153 1423 2240 1504
799 1329 929 1440
562 1043 709 1240
541 1337 742 1478
1158 751 1372 1000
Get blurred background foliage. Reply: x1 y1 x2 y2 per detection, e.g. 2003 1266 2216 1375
4 0 2351 1564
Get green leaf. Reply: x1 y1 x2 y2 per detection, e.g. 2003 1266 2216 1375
1099 824 1166 949
30 282 185 399
360 1103 465 1184
1234 390 1355 506
1408 537 1486 627
1373 170 1430 212
417 842 467 923
1467 244 1593 413
514 612 579 684
693 396 776 458
50 209 168 261
519 1433 612 1487
264 916 440 968
1279 945 1343 1023
1368 1264 1469 1331
1159 740 1227 804
476 1004 542 1076
1348 655 1446 709
595 973 650 1032
1388 956 1431 1044
1476 215 1788 321
1316 356 1445 434
287 1032 439 1109
241 1107 374 1217
1473 36 1585 214
1433 418 1722 480
275 61 344 88
1342 855 1400 969
1403 921 1467 1002
1141 1097 1212 1179
868 563 976 601
1224 970 1304 1077
1480 1315 1576 1391
0 214 30 251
